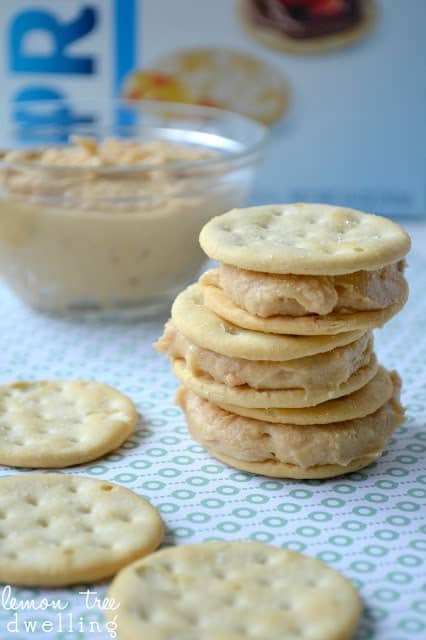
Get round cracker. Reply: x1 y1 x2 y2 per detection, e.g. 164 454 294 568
199 203 411 275
0 380 138 468
203 280 408 335
107 541 361 640
239 0 376 56
217 366 394 424
0 474 163 586
209 449 380 479
172 283 366 361
172 351 378 408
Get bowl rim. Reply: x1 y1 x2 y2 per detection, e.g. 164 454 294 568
0 99 270 175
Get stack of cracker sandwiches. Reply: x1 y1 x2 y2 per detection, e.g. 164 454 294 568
157 203 410 478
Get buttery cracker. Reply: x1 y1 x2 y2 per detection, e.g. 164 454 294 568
199 203 410 275
0 474 163 586
107 541 361 640
171 283 365 361
0 380 137 468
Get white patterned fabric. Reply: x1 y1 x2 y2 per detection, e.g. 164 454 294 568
0 255 425 640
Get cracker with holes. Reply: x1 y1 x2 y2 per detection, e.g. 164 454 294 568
200 203 410 275
170 283 365 361
0 474 163 586
199 203 410 331
0 380 137 468
107 541 362 639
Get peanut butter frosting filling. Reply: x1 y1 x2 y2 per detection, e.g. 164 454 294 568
156 321 372 391
208 261 407 318
178 372 404 469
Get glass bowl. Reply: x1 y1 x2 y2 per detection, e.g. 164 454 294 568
0 99 268 319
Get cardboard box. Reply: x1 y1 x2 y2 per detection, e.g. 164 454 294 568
1 0 425 217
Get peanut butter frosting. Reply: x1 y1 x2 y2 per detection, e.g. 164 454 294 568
156 321 372 391
208 260 407 317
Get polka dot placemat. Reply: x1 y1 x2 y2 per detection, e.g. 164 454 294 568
0 257 425 640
